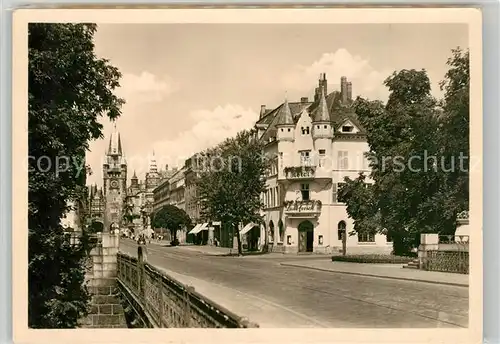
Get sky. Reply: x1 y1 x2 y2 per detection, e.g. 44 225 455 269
87 23 468 187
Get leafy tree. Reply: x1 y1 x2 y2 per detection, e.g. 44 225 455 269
439 48 470 218
340 48 469 256
197 129 268 255
29 23 123 328
152 205 192 245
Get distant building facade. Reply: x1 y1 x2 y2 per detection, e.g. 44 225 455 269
102 128 127 231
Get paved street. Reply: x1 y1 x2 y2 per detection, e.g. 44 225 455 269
119 239 468 328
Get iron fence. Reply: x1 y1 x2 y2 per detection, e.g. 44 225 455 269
117 252 258 328
424 235 469 274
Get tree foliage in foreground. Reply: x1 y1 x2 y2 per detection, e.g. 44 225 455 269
152 205 192 245
339 48 469 256
197 129 268 255
29 23 124 328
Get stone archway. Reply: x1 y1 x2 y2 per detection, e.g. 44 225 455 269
298 220 314 253
269 220 275 243
278 219 284 243
90 221 104 233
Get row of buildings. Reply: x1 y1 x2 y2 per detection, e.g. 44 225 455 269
83 73 392 254
149 73 392 254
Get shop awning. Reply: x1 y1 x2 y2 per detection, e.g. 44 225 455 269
198 223 209 232
188 224 202 235
239 222 256 235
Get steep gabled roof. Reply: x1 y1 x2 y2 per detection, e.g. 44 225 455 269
307 91 365 134
311 87 330 123
258 101 312 143
275 98 294 126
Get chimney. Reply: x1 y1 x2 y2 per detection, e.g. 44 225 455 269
341 76 348 104
347 82 352 101
319 73 328 97
259 105 266 118
301 97 309 103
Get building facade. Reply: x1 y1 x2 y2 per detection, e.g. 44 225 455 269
255 74 391 255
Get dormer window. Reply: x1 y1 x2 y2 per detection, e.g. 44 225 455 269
342 125 354 133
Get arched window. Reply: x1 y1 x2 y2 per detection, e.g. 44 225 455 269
337 221 346 240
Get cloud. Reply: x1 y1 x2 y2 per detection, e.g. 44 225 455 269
282 48 391 101
143 104 259 171
116 71 179 103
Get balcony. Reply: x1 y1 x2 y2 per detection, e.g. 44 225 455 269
283 200 322 218
283 166 316 180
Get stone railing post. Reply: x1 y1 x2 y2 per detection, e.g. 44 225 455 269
137 243 148 299
183 286 194 327
418 233 439 269
157 273 164 327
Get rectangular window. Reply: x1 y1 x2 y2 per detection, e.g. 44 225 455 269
332 182 346 203
275 186 279 206
318 235 323 245
287 235 292 245
342 125 354 133
318 149 326 167
301 126 310 135
300 150 312 166
386 232 393 242
301 183 310 201
358 232 375 243
338 151 349 170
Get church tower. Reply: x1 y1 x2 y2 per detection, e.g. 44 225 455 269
102 123 127 231
145 151 160 193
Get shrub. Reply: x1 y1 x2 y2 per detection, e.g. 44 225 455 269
331 254 413 264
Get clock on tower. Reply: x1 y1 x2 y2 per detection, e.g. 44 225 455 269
110 179 119 189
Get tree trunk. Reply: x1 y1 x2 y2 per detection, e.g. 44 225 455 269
170 228 178 246
235 223 243 256
341 231 347 256
392 232 414 256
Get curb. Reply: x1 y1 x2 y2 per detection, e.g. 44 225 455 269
280 263 469 288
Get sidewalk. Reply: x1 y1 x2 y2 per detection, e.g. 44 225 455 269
153 265 330 328
280 260 469 287
174 244 336 260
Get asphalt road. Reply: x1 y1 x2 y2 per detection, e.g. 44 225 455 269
119 239 468 328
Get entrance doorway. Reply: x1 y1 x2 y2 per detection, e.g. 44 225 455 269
298 220 314 253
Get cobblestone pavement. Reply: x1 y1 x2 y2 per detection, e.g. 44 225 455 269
120 239 469 328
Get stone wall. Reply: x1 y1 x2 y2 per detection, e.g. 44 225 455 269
79 232 128 328
117 249 259 328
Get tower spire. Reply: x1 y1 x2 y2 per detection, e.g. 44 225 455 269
312 86 330 123
276 96 294 126
107 120 122 156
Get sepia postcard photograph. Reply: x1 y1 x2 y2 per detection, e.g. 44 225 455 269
12 7 482 344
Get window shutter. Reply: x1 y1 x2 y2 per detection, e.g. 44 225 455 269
332 182 337 202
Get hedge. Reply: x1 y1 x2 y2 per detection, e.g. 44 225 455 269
331 254 414 264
